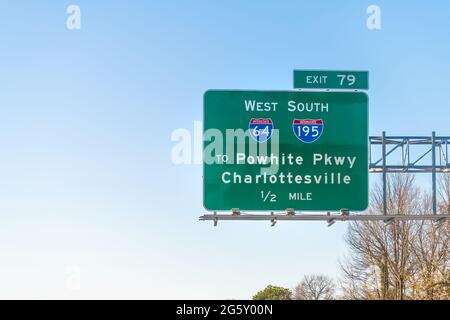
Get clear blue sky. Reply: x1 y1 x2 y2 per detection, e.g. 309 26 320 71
0 1 449 299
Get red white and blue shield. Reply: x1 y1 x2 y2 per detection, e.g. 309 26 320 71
249 118 273 142
293 119 324 143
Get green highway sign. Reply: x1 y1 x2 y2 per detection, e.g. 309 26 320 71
293 70 369 90
203 90 368 211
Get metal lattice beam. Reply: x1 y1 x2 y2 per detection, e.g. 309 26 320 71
369 133 450 173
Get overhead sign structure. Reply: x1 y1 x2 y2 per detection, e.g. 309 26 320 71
293 70 369 90
203 90 368 211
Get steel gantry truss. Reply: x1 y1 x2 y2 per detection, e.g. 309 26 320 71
200 132 450 226
370 132 449 216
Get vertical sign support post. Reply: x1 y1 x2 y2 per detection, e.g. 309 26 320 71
382 131 387 215
432 131 437 215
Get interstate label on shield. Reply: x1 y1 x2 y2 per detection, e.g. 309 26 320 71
249 118 273 142
292 119 324 143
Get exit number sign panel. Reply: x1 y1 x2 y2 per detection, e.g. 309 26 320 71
293 70 369 90
203 90 368 211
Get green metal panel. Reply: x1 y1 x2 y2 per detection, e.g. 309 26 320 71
203 90 368 211
293 70 369 90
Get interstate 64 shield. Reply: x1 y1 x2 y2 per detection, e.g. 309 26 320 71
203 90 368 211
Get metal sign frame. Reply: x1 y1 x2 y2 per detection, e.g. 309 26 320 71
200 132 450 226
